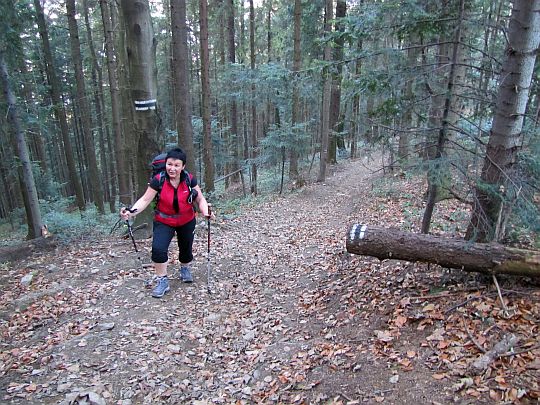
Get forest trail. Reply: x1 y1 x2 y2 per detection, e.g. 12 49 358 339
1 156 538 404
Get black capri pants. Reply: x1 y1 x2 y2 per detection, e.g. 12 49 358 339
151 218 196 264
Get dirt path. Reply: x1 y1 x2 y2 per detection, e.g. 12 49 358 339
2 157 537 404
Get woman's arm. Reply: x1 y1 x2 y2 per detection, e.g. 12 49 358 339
193 185 213 218
120 186 158 219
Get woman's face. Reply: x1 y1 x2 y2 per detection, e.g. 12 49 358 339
166 158 185 179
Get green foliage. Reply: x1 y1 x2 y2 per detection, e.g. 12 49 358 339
0 197 119 243
259 122 311 167
40 200 119 242
511 151 540 240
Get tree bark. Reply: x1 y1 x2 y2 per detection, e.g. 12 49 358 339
100 0 129 206
66 0 105 214
199 0 215 192
15 44 48 175
226 0 240 184
249 0 257 195
289 0 302 182
467 0 540 242
350 11 363 161
317 0 333 183
327 0 346 165
0 48 43 239
83 0 114 213
120 0 162 231
346 224 540 277
421 0 465 234
171 0 196 172
33 0 86 212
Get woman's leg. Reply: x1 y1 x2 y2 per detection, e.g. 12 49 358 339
151 221 176 274
176 218 196 282
150 221 175 297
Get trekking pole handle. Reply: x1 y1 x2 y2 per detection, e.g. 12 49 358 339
120 206 137 221
124 207 139 253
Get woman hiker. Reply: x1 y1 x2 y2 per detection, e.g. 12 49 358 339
120 147 213 298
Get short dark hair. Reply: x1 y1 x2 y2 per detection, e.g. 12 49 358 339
166 147 187 164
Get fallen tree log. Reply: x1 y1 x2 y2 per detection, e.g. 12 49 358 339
346 224 540 277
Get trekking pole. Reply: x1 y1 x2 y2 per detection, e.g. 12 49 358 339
125 207 138 252
206 204 212 294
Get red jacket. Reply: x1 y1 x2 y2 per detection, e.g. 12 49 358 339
154 173 195 227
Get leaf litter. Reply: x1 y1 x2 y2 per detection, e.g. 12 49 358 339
0 157 538 404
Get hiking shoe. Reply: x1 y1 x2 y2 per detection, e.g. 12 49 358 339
180 266 193 283
152 276 170 298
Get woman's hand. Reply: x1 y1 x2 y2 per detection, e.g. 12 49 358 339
120 207 136 221
203 203 216 220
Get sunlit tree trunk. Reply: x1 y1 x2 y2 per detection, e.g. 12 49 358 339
289 0 302 182
171 0 196 172
199 0 215 192
15 47 47 175
66 0 105 214
114 1 136 197
317 0 333 182
249 0 257 195
466 0 540 242
120 0 162 230
350 35 362 160
100 0 129 206
33 0 85 212
0 48 43 239
83 0 114 212
328 0 346 164
399 37 419 165
227 0 240 182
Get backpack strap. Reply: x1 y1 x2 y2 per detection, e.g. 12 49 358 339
157 171 167 191
154 170 195 206
153 171 167 205
183 170 196 204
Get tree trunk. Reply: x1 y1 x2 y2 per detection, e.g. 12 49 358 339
199 0 215 192
249 0 257 195
466 0 540 242
351 25 363 160
327 0 346 165
226 0 240 183
100 0 129 206
33 0 86 212
0 48 43 239
421 0 465 234
171 0 196 172
399 37 419 165
66 0 105 214
83 0 114 213
317 0 333 183
289 0 302 182
346 224 540 277
227 0 240 183
120 0 162 230
15 44 48 175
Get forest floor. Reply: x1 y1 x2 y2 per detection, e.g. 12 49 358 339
0 155 539 405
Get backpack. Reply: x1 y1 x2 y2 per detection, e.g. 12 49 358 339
150 153 197 203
